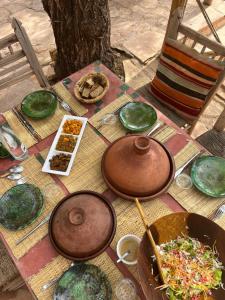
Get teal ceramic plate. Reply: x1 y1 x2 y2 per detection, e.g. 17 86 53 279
191 156 225 197
0 142 10 158
21 90 57 119
119 102 157 132
0 183 44 230
54 264 112 300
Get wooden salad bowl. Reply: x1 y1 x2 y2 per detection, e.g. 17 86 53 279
137 212 225 300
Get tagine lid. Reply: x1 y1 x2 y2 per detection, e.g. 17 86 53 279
49 191 116 260
102 135 172 197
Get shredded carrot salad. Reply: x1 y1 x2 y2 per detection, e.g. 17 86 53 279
155 236 224 299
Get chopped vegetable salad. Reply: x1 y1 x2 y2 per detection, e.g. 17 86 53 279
156 236 224 299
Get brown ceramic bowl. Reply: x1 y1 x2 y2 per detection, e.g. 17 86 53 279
101 135 175 202
137 212 225 300
49 191 116 261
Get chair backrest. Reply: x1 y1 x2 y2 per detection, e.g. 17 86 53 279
166 0 225 94
214 105 225 132
0 17 49 90
150 0 225 127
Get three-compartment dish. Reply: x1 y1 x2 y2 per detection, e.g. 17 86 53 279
42 115 88 176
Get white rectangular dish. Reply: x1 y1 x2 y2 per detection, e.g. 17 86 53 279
42 115 88 176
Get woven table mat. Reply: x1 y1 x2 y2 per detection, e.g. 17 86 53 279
0 155 65 259
111 198 172 281
28 252 122 300
89 94 176 143
168 142 225 218
89 94 133 142
17 104 67 140
46 125 107 193
53 82 88 116
172 141 200 170
3 110 36 148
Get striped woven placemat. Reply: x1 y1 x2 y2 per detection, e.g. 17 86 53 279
51 125 107 194
3 110 36 148
28 252 123 300
168 142 225 219
17 104 67 140
89 94 176 143
111 198 172 281
0 155 65 259
53 82 88 116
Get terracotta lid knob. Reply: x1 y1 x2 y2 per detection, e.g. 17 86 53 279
68 208 85 225
134 136 150 154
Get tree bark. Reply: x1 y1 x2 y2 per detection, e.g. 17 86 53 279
42 0 115 79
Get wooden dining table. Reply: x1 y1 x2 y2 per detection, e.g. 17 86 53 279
0 60 225 300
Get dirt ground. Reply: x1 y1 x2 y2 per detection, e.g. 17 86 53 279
0 0 225 299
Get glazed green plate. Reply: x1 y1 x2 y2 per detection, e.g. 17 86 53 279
0 183 44 230
21 90 57 119
54 264 112 300
191 156 225 197
119 102 157 132
0 142 10 158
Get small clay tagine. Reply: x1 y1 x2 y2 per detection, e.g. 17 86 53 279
101 135 175 201
49 191 116 261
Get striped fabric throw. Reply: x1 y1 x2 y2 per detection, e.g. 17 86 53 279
150 39 224 121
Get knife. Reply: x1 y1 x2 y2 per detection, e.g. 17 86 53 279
174 152 202 178
12 108 41 141
16 213 51 245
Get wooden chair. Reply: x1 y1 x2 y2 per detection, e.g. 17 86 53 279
0 17 49 90
149 0 225 133
196 106 225 157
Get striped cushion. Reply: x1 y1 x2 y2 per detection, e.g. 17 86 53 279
150 39 224 121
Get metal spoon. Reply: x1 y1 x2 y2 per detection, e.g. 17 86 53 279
1 173 22 180
146 120 164 136
16 177 27 185
0 165 24 175
212 204 225 221
117 250 130 263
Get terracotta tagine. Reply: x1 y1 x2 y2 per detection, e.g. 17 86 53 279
49 191 116 261
101 135 175 201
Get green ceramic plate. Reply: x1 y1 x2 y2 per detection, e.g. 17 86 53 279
54 264 112 300
191 156 225 197
119 102 157 132
21 90 57 119
0 142 10 158
0 184 44 230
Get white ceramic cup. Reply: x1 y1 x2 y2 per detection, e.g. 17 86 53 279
116 234 141 266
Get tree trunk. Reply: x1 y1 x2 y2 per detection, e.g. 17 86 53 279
42 0 115 79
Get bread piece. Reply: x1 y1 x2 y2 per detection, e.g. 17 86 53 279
82 87 91 98
90 85 104 98
85 78 95 87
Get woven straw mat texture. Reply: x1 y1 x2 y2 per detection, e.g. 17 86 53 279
0 155 65 259
41 125 107 194
89 94 176 143
169 142 225 220
53 82 88 116
28 252 122 300
3 110 36 148
111 198 172 281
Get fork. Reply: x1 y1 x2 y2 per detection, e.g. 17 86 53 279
212 204 225 221
42 262 74 291
48 88 74 114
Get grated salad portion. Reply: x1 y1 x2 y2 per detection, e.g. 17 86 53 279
155 236 224 300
